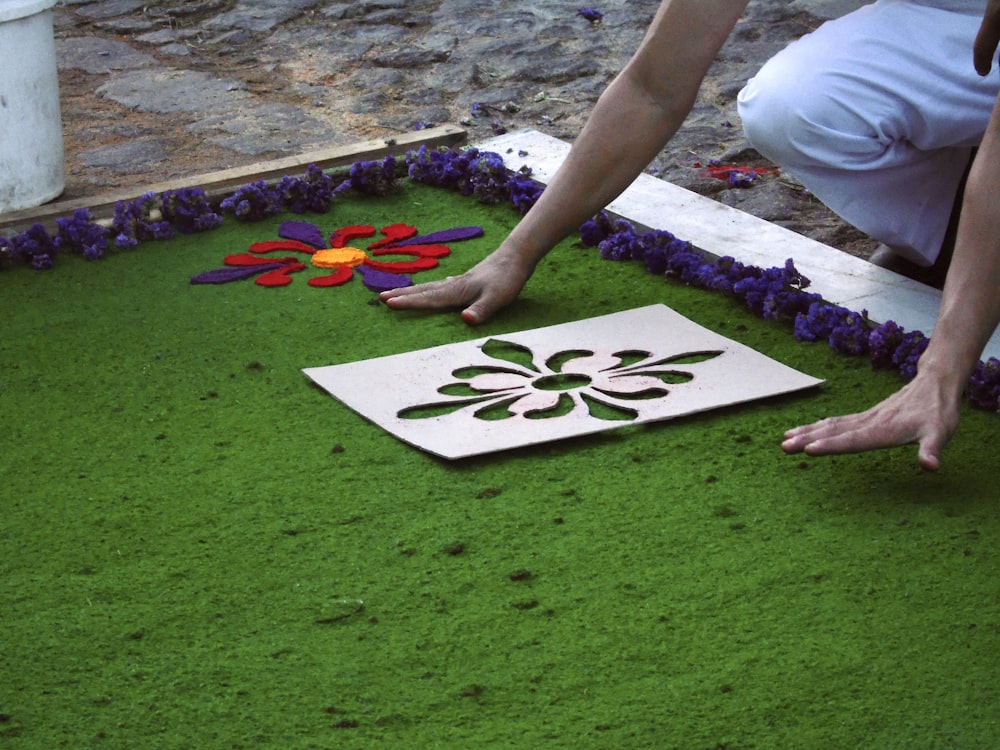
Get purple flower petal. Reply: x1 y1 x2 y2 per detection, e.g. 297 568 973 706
278 220 326 249
391 226 484 247
357 265 412 293
191 263 285 284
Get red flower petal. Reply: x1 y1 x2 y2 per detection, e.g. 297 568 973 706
250 239 316 255
370 243 451 259
307 267 355 287
255 262 307 286
368 223 417 249
224 253 301 266
330 225 375 248
364 257 439 273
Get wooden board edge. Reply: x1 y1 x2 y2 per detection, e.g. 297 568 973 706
0 124 467 232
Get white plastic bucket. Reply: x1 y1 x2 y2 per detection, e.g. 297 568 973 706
0 0 64 214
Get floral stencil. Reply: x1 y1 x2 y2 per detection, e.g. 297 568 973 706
304 305 824 459
398 339 722 422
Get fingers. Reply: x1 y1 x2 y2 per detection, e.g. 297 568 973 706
916 441 943 472
461 304 486 325
973 2 1000 75
781 414 881 457
379 277 467 310
782 404 952 471
378 275 509 325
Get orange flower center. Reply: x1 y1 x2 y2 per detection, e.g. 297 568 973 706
312 247 367 269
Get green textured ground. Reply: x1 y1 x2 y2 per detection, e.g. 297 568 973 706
2 182 998 749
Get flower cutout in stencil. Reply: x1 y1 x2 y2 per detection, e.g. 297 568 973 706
399 338 723 422
191 220 483 292
304 304 825 459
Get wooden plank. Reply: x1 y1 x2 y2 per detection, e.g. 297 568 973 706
0 124 467 231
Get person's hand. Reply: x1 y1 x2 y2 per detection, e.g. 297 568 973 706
780 371 963 471
974 0 1000 75
379 245 536 325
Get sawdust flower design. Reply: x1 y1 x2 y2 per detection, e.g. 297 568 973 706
400 339 722 422
191 220 482 292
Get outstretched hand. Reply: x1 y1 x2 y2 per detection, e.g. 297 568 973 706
781 373 963 471
379 246 536 325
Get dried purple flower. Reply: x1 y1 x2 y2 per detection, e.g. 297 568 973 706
112 193 175 248
4 223 58 269
868 320 906 369
464 150 509 204
160 188 223 234
794 302 850 342
598 230 638 261
967 358 1000 412
891 331 929 381
579 211 615 247
506 168 543 215
335 156 400 198
275 164 335 214
828 309 871 356
55 208 110 261
219 181 283 222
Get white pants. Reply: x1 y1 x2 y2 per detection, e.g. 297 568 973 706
737 0 998 265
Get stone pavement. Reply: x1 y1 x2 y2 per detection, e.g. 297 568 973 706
50 0 874 254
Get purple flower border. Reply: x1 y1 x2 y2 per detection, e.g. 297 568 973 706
579 210 1000 414
2 146 997 413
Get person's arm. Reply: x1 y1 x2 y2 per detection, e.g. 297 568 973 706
781 96 1000 470
380 0 748 324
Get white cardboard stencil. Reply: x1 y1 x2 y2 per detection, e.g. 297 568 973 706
303 304 824 459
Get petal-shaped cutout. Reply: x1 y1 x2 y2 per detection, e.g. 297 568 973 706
356 265 412 293
368 223 417 249
506 390 562 415
606 350 655 370
370 243 451 259
452 364 532 379
191 263 285 284
547 351 621 374
364 257 438 273
480 339 539 372
308 266 354 287
591 373 672 397
398 394 499 420
330 225 375 248
391 226 484 247
249 239 316 255
581 393 639 421
256 262 307 287
464 372 532 392
473 395 523 421
628 350 724 368
279 221 326 249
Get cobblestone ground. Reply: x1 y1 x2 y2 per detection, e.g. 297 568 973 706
52 0 875 257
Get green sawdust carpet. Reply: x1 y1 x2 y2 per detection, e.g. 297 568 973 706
2 183 998 749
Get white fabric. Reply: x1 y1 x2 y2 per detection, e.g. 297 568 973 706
738 0 997 265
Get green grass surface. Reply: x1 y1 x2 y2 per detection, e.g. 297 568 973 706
2 183 998 749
